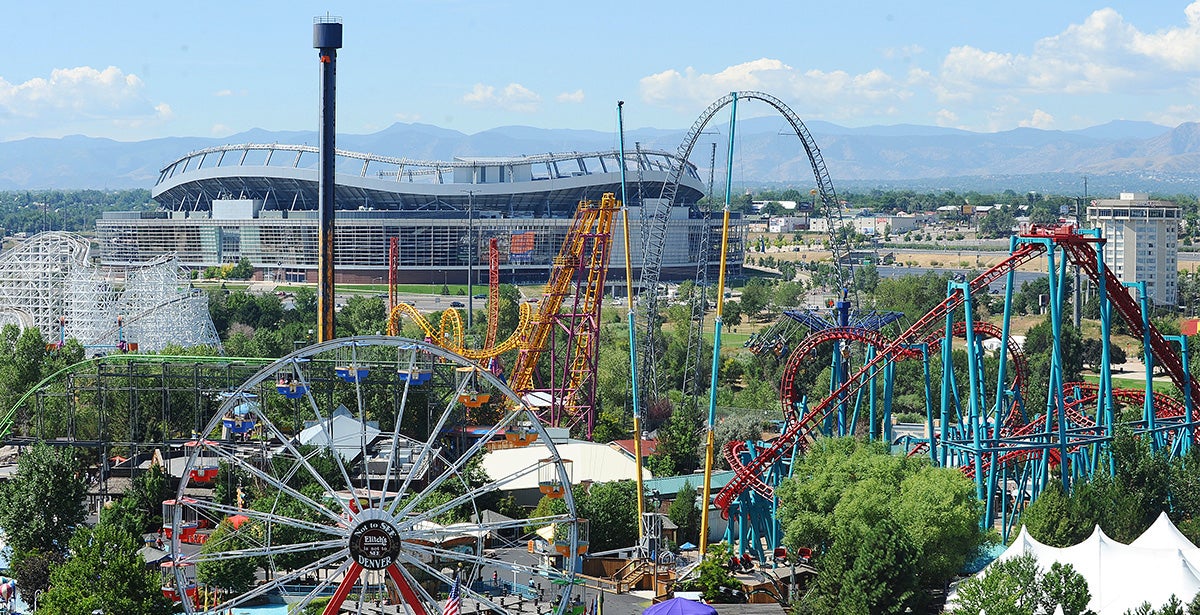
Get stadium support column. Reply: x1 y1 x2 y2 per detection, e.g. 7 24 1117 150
314 16 342 343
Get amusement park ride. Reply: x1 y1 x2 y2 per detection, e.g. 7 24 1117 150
164 338 584 614
716 223 1200 562
8 89 1200 613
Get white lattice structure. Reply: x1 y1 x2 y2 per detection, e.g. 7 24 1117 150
0 232 89 332
109 255 221 352
0 232 222 354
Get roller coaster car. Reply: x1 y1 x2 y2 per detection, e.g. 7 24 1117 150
276 377 308 399
397 368 432 385
335 364 369 383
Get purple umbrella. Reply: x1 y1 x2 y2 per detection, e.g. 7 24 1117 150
643 597 718 615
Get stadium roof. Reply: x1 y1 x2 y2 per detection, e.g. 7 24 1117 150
151 143 705 214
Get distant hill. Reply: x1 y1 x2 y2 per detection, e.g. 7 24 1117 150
1 117 1196 194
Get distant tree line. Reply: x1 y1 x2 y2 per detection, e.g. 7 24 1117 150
0 189 153 235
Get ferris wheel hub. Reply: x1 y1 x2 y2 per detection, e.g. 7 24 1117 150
349 518 402 570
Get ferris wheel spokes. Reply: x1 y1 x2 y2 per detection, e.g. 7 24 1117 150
250 395 358 519
173 337 579 614
193 547 352 612
396 458 543 532
391 408 522 519
374 345 424 510
393 552 508 614
190 439 347 527
183 497 340 538
383 365 482 517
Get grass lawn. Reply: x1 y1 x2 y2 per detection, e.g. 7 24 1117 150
1081 373 1179 396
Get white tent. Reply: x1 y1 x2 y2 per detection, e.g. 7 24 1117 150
951 515 1200 614
298 405 380 463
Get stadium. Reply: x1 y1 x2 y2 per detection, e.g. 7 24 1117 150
96 143 745 285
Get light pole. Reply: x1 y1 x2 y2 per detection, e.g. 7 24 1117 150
463 189 476 329
32 589 43 613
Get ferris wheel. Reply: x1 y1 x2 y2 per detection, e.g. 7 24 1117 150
167 336 582 615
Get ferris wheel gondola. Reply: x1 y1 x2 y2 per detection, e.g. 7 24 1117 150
169 336 581 614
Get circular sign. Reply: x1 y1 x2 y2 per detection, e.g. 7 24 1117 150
349 519 401 570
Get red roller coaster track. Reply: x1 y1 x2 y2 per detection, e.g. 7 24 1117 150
715 226 1200 516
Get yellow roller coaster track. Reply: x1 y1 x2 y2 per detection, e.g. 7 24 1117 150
385 193 618 431
509 193 618 405
385 300 534 360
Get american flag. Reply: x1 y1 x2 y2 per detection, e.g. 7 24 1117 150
442 574 461 615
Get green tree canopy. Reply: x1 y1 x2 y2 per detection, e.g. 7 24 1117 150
0 441 86 556
668 481 702 546
950 553 1094 615
38 521 175 615
777 437 988 611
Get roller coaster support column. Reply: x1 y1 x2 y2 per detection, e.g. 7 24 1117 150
938 291 954 467
1125 281 1159 452
616 101 646 544
990 234 1020 528
1164 334 1194 453
835 293 851 436
903 342 939 465
1079 228 1117 474
1048 240 1071 488
699 92 737 558
948 280 988 503
882 352 896 443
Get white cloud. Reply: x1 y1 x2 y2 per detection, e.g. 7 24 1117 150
211 123 232 135
936 3 1200 99
881 44 924 61
1147 104 1200 127
393 112 422 122
934 109 959 126
1019 109 1055 129
556 89 585 104
461 82 540 113
214 89 234 97
0 66 160 120
638 58 907 120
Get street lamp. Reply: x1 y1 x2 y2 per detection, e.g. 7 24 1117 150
462 189 476 329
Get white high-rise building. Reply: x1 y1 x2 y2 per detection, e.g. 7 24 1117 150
1087 193 1179 307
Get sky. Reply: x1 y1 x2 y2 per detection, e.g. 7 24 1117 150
4 1 1200 142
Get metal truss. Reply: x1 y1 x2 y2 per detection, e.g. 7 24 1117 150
0 232 221 355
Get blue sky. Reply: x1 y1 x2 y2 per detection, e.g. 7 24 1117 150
4 1 1200 141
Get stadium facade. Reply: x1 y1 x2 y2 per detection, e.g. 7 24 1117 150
96 144 745 286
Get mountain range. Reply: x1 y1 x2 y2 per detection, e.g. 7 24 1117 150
2 117 1198 195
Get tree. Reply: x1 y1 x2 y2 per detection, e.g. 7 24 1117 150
811 515 919 614
978 208 1016 238
649 399 702 476
582 481 639 553
739 278 772 320
675 542 743 603
226 257 254 280
1040 561 1095 615
950 553 1092 615
777 438 988 610
12 550 60 605
1029 203 1060 225
668 481 702 546
1081 338 1127 371
196 518 262 597
0 441 86 556
37 521 175 615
